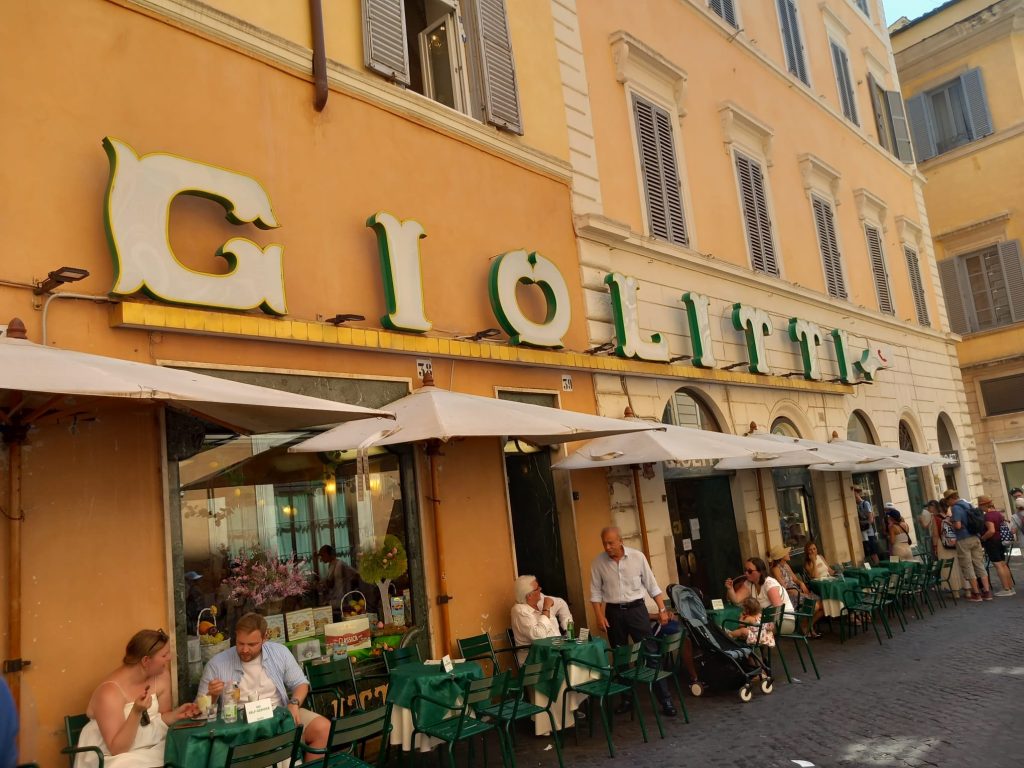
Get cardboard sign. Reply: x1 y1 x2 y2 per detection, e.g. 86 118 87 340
441 655 454 673
325 617 372 651
711 598 725 610
243 699 275 723
291 639 323 663
578 628 590 642
313 606 333 636
264 614 286 644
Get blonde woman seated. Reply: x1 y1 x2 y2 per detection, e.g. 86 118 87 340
802 541 835 580
75 629 199 767
768 545 824 638
511 575 566 663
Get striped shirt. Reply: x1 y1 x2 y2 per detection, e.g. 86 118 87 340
590 546 662 604
198 642 307 706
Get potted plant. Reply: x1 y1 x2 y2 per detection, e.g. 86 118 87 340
223 545 311 613
357 535 408 626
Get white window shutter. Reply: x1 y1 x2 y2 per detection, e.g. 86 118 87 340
905 94 937 161
812 196 847 299
998 240 1024 322
960 68 993 140
473 0 523 135
361 0 410 85
904 246 930 327
865 225 893 315
885 91 915 163
938 259 970 334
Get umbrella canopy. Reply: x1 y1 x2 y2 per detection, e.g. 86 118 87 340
825 439 947 470
714 432 901 471
288 384 656 453
551 422 808 470
0 329 389 433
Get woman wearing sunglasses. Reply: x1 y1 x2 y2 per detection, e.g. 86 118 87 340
74 629 200 767
724 558 796 633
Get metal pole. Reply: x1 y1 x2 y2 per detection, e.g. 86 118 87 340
755 468 771 556
630 465 652 561
6 440 22 708
839 476 858 563
426 441 452 656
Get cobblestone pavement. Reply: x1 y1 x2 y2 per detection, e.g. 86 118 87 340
480 564 1023 768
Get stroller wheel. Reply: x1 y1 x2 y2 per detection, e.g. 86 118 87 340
690 682 705 697
760 677 774 694
739 684 753 703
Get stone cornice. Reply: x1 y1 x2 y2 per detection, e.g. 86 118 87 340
610 30 689 116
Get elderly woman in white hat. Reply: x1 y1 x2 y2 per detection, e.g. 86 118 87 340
768 544 824 638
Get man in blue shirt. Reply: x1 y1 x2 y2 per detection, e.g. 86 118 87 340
199 613 329 755
945 488 992 602
0 677 17 768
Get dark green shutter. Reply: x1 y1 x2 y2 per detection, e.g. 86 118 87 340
474 0 523 134
361 0 410 85
865 224 893 315
812 196 847 299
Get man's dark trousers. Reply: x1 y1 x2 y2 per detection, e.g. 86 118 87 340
606 600 671 705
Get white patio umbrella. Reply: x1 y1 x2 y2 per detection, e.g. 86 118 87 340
822 438 947 471
289 376 656 653
552 415 812 560
0 318 390 705
713 432 898 471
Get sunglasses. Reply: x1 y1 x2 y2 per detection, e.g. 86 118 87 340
145 629 169 658
744 568 758 574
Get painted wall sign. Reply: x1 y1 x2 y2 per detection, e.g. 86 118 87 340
103 137 286 315
101 139 893 380
488 250 571 348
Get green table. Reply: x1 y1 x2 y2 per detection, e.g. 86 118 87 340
842 567 889 586
809 577 861 617
525 636 608 700
386 661 483 751
164 708 294 768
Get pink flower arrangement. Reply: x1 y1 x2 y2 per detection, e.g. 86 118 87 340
224 547 311 607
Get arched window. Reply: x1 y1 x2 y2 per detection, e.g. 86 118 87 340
898 421 916 452
771 417 801 438
662 388 722 432
847 411 875 444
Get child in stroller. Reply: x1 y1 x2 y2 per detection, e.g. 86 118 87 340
669 584 773 702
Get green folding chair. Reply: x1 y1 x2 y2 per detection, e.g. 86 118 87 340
383 646 421 673
303 702 393 768
411 672 511 768
62 714 104 768
304 656 362 717
457 633 518 677
223 728 302 768
775 595 821 682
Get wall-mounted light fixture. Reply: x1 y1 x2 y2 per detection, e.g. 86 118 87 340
33 266 90 295
585 341 615 355
459 328 502 342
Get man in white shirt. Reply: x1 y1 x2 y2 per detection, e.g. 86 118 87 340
510 575 564 654
590 526 676 716
199 613 329 756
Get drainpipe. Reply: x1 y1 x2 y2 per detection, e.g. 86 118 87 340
309 0 328 111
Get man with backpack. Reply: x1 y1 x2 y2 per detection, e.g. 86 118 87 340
945 488 992 602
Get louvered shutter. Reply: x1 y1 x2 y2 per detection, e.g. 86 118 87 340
865 225 894 315
867 74 889 151
830 42 857 124
855 0 870 16
709 0 738 28
736 153 778 277
886 91 915 163
904 246 930 327
361 0 410 85
474 0 523 135
998 240 1024 322
812 196 847 299
777 0 808 85
938 259 970 334
905 93 937 162
960 67 993 140
633 96 688 246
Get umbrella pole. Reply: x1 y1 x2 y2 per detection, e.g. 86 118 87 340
426 441 452 656
630 465 652 561
839 478 857 563
756 469 771 556
5 439 22 708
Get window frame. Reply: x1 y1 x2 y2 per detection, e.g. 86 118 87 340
629 91 690 248
939 241 1024 335
707 0 739 29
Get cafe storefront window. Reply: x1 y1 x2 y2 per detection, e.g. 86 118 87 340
167 408 423 698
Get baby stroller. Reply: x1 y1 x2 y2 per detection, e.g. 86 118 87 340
669 584 773 702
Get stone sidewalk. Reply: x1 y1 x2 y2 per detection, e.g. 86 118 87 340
500 570 1023 768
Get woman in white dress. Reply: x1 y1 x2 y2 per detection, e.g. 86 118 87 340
75 629 199 767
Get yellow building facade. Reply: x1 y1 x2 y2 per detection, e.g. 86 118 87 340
893 0 1024 510
556 0 979 595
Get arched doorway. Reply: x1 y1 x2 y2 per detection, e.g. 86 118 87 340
770 418 820 567
900 420 929 553
661 388 739 599
847 410 888 559
936 414 961 491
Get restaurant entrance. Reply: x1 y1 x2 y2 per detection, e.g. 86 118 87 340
852 470 888 560
665 474 740 602
505 449 568 599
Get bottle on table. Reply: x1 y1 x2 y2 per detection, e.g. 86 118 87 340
221 682 238 724
566 620 574 641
